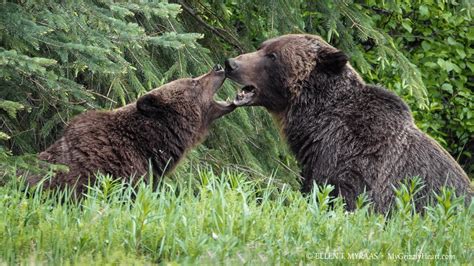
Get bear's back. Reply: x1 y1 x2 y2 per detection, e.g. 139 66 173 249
33 110 149 192
296 83 472 211
342 85 472 210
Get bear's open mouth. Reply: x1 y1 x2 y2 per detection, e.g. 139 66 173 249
233 85 256 106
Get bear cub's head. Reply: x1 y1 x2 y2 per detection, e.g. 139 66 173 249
137 64 235 125
225 34 348 113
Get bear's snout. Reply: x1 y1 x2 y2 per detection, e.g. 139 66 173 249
224 58 239 73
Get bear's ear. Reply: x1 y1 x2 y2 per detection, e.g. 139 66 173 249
136 94 166 118
317 48 348 74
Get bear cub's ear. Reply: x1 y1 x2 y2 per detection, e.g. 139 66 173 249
317 48 348 74
136 94 166 118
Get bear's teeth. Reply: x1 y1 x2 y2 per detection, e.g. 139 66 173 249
236 91 245 100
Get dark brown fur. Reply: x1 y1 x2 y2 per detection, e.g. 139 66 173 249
225 34 473 212
29 66 235 194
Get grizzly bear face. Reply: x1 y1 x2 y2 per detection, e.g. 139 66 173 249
137 64 234 126
225 34 348 113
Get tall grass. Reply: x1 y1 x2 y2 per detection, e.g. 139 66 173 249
1 170 472 265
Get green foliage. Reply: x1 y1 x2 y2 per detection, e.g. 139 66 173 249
1 171 473 264
356 1 474 176
393 176 425 216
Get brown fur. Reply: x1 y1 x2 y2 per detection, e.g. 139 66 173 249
29 66 235 194
225 34 473 212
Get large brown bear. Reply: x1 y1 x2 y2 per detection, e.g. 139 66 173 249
29 65 235 194
225 34 473 212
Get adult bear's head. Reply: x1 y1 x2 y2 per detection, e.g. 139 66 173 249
225 34 350 113
137 64 235 126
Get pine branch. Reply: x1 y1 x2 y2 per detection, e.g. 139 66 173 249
177 0 245 53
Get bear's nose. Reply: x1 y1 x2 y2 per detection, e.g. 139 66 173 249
224 58 238 72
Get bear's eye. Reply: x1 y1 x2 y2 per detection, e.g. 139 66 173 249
266 53 277 61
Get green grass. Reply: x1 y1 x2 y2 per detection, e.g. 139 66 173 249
1 169 473 265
